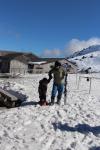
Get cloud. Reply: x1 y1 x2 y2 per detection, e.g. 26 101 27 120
42 37 100 57
42 48 62 57
66 37 100 53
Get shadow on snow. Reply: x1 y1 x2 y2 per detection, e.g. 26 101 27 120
89 146 100 150
52 122 100 136
21 101 39 107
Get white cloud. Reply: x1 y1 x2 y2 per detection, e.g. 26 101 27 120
66 37 100 52
42 48 62 57
41 37 100 57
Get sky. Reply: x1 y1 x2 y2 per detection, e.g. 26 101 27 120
0 0 100 57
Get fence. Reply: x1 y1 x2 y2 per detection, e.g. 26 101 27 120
77 74 100 94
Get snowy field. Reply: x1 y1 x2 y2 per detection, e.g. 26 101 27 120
0 73 100 150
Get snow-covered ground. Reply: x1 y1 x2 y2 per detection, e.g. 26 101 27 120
0 73 100 150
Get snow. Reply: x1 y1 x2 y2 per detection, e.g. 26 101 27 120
0 73 100 150
70 45 100 58
68 45 100 72
70 51 100 72
28 61 47 65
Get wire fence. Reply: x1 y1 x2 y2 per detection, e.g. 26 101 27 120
76 73 100 95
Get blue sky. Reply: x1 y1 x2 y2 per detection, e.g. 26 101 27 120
0 0 100 57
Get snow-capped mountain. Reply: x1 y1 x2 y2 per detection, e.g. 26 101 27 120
69 45 100 58
69 45 100 72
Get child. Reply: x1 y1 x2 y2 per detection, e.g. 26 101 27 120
38 77 51 106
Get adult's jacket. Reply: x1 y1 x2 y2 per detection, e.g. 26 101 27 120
49 66 65 84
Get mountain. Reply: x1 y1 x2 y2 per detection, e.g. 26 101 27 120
68 45 100 72
69 45 100 58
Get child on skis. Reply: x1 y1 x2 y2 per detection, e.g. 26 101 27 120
38 76 52 106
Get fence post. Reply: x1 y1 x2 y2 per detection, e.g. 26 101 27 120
89 78 92 94
76 73 78 85
77 76 81 90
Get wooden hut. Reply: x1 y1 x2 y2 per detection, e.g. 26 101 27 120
0 51 40 74
0 50 78 75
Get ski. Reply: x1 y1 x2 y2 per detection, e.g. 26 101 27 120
62 63 68 105
64 68 68 105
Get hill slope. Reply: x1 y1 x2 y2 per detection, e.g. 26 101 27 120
69 45 100 72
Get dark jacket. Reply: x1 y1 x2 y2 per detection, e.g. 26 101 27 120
38 78 51 97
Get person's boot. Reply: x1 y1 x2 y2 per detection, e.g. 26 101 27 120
57 95 61 105
57 98 61 105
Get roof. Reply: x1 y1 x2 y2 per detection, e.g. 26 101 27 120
0 50 23 56
14 54 40 64
0 51 40 63
28 61 47 65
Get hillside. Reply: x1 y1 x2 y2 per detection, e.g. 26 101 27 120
69 45 100 58
69 45 100 72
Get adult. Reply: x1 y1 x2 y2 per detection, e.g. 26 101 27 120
49 61 65 105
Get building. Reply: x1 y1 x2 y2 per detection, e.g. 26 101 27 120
0 51 78 75
0 51 40 74
29 58 78 74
